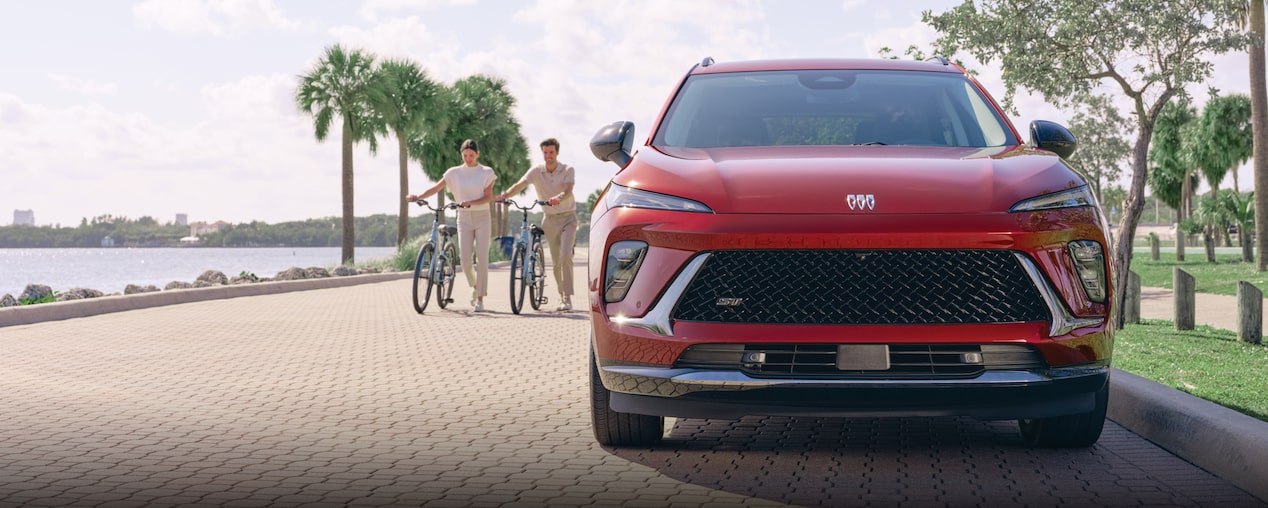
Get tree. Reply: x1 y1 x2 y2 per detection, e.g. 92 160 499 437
1066 93 1132 204
924 0 1249 327
1149 99 1200 260
371 59 444 248
1244 1 1268 270
295 45 384 265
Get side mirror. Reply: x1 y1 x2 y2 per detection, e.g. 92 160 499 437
1029 120 1077 159
590 121 635 168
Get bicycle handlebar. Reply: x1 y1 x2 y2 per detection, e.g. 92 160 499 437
501 198 550 211
411 200 465 212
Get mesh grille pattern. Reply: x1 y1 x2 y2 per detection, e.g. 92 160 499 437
672 250 1050 324
675 343 1046 379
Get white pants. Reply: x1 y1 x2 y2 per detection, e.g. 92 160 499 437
457 209 491 298
541 212 577 298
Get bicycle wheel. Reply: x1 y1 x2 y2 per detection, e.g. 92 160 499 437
529 241 547 310
509 244 527 314
412 243 435 314
437 242 458 309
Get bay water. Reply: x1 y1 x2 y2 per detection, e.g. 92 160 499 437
0 247 399 297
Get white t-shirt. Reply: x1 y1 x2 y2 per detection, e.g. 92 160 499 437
443 164 496 212
523 163 576 215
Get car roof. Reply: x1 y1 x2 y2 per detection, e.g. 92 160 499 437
690 58 964 75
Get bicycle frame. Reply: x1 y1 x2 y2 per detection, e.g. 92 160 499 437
505 199 549 313
411 200 460 313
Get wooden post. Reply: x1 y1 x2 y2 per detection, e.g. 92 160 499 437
1150 234 1160 261
1237 281 1263 345
1174 268 1195 331
1124 271 1142 324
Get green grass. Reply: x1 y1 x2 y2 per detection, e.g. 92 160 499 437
1129 252 1268 296
1115 319 1268 422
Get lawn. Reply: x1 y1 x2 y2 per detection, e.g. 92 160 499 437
1128 252 1268 296
1114 319 1268 423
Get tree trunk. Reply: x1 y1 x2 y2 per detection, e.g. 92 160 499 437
1252 0 1268 271
341 118 356 266
1114 122 1158 328
397 138 409 249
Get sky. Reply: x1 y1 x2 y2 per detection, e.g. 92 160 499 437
0 0 1256 227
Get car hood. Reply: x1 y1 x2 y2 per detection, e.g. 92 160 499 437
614 145 1086 214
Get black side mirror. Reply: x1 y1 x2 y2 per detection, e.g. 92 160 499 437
590 121 636 168
1029 120 1077 159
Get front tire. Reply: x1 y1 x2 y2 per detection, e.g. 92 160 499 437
412 243 435 314
509 245 527 314
437 242 458 309
590 348 664 447
529 241 547 310
1019 378 1109 448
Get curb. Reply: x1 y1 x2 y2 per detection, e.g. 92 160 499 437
0 271 413 327
1109 368 1268 502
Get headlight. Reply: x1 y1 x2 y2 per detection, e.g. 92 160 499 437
606 183 713 213
604 241 648 303
1009 186 1094 212
1068 240 1107 303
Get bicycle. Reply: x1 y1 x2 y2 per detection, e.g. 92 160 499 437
411 200 462 314
503 199 550 314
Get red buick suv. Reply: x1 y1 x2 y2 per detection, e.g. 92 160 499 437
586 57 1114 448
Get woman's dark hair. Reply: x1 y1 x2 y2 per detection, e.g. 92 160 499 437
460 139 479 152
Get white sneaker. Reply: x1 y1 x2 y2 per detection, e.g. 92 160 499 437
557 299 572 312
474 301 485 312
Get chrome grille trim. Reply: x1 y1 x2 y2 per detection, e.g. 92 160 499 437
675 343 1047 378
1012 252 1103 336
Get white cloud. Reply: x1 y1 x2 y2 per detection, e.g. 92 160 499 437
357 0 475 22
48 73 119 96
132 0 309 36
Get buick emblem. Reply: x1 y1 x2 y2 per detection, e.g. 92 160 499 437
846 194 875 210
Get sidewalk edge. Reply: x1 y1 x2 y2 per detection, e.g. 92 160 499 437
1109 368 1268 502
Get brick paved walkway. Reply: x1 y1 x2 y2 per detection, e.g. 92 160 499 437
0 263 1262 507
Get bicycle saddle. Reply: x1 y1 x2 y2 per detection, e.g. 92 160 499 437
439 224 458 237
529 224 544 237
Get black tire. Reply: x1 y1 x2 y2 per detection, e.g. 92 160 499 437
1019 378 1109 448
437 242 458 309
590 348 664 447
509 245 527 314
412 243 435 314
529 241 547 310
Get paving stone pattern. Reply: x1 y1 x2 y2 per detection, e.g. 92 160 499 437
0 264 1262 507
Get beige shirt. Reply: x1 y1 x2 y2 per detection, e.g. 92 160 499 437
443 164 496 212
523 163 576 215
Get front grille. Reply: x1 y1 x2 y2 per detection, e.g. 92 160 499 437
675 343 1047 379
672 250 1050 324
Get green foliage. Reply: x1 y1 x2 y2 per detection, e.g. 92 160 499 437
1116 319 1268 422
1066 93 1131 202
19 291 57 305
1196 92 1253 189
1147 99 1199 211
238 271 259 282
373 58 445 246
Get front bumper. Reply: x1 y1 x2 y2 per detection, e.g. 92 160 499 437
600 363 1109 420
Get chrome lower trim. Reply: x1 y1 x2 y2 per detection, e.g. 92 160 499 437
602 364 1108 394
610 253 711 336
1014 252 1103 336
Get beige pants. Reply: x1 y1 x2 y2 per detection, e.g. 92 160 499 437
457 209 491 298
541 212 577 298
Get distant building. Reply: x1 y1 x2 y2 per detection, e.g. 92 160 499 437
101 236 116 247
12 209 34 227
190 220 228 236
175 213 188 226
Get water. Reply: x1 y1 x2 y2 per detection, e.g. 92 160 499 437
0 247 399 297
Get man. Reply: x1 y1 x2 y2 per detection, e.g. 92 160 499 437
496 138 577 311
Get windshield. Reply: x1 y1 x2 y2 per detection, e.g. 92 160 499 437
652 69 1018 148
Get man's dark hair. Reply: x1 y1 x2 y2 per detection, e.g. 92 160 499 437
540 138 560 151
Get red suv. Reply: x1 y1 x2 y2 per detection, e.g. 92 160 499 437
586 57 1114 448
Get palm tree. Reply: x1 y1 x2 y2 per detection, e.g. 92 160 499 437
371 59 444 248
1147 99 1199 261
1242 0 1268 270
295 44 383 265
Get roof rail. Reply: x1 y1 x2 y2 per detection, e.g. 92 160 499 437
926 55 950 66
701 56 715 67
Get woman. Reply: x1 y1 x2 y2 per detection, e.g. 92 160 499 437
406 139 496 312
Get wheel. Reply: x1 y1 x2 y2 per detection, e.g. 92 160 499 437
529 241 547 310
509 245 527 314
437 242 458 309
1019 378 1109 448
412 243 435 314
590 347 664 446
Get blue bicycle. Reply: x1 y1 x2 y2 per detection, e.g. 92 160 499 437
411 200 461 314
504 199 549 314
